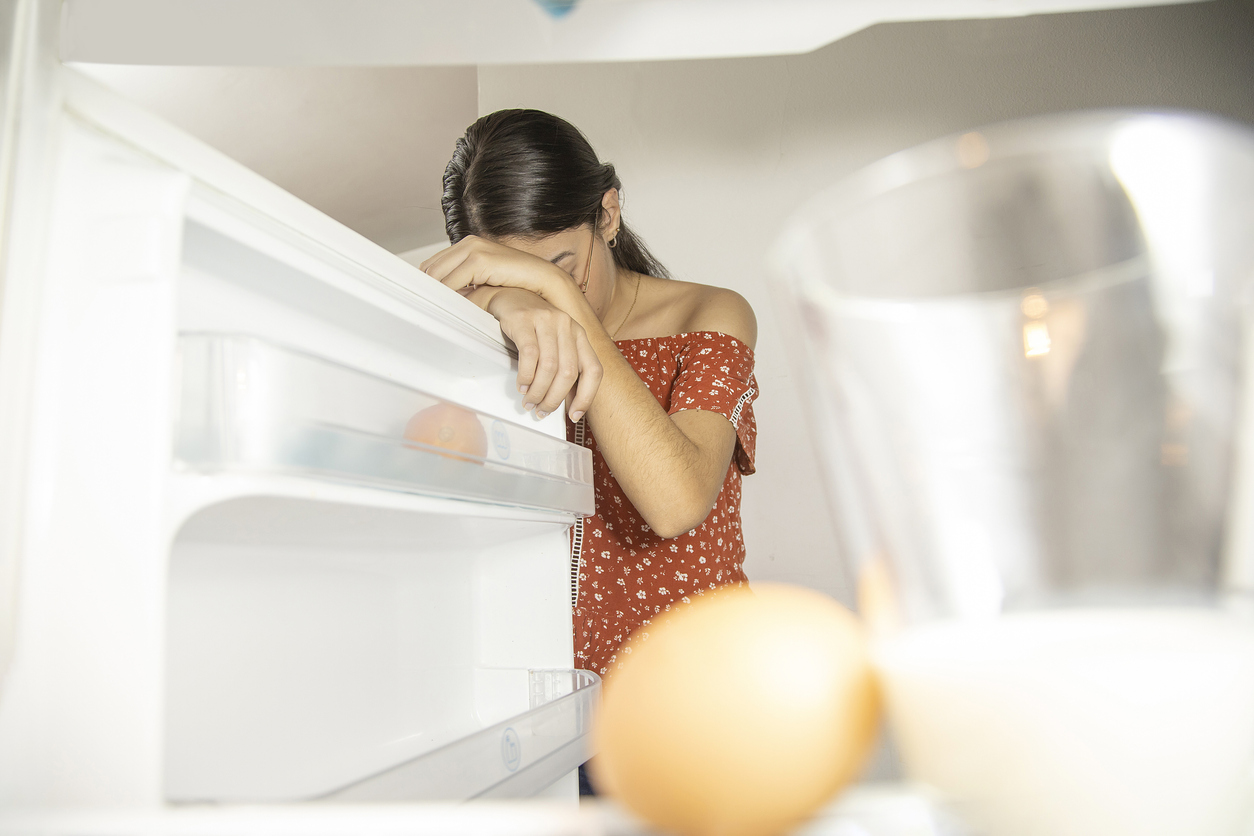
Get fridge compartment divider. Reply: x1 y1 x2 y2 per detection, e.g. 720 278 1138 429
174 333 594 516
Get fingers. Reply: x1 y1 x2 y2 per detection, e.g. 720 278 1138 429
421 236 568 300
420 236 482 289
418 248 447 276
533 321 583 419
566 327 602 423
523 312 562 418
418 237 467 277
484 289 600 422
512 324 541 404
498 300 561 415
430 250 483 293
437 249 517 296
500 303 598 421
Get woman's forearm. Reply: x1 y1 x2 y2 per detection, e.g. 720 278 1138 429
587 350 735 537
549 286 737 538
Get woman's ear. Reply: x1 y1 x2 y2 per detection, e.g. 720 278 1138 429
599 188 622 241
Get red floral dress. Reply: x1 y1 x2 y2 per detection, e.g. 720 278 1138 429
567 331 759 677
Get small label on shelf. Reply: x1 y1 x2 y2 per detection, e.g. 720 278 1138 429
491 420 511 461
501 727 522 772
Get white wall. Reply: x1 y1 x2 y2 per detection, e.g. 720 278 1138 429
74 65 478 253
479 0 1254 604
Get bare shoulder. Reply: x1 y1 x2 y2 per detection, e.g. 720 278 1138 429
633 275 758 349
682 284 757 350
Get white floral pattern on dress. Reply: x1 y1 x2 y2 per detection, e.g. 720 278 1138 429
568 331 759 677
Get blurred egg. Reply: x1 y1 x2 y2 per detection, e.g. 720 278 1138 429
592 583 880 836
403 402 488 463
856 554 901 635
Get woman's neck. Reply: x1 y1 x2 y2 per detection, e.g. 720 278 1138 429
604 270 641 339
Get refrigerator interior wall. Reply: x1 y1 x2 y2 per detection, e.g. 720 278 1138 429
0 66 593 810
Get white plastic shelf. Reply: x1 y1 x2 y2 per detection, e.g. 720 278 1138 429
174 334 594 516
324 669 600 802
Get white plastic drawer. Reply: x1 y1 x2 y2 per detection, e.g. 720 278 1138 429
325 669 600 802
174 334 594 515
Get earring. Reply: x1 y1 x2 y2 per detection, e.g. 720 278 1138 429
609 228 619 249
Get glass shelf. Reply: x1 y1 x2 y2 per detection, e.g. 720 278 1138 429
324 669 600 802
174 334 594 516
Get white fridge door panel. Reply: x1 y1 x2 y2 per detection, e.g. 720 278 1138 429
0 66 593 811
59 67 505 352
0 111 189 808
176 195 529 423
0 802 593 836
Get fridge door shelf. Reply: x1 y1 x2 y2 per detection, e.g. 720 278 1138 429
324 669 601 802
174 333 594 516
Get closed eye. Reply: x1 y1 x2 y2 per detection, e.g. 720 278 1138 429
550 250 577 277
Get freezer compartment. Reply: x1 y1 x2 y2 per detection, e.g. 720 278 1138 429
326 669 599 802
174 334 594 515
165 496 583 802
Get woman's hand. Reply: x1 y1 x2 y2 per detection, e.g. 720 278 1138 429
483 288 602 422
421 235 574 303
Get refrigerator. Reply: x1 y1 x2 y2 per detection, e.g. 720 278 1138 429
0 5 600 832
0 0 1216 833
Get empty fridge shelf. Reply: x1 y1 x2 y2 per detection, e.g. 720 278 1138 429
174 334 594 515
323 669 600 802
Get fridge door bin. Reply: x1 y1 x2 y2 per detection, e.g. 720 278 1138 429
165 499 583 803
325 669 600 802
174 334 594 515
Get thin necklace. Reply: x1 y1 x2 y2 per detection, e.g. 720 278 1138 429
610 273 641 339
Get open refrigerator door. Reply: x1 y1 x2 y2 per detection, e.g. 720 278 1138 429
0 3 599 825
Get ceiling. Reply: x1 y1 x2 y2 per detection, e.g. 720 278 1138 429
74 63 478 254
65 0 1200 65
67 0 1204 257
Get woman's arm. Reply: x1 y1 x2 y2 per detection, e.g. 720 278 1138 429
465 285 602 422
571 286 756 538
425 238 605 421
425 238 757 538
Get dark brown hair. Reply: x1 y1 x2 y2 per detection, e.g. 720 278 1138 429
441 108 671 279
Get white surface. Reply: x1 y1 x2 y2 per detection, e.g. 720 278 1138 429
1224 313 1254 594
174 334 592 512
874 608 1254 836
400 241 453 267
0 59 583 808
61 0 1202 66
61 66 506 352
68 64 476 253
0 803 594 836
0 98 189 807
324 671 599 802
175 193 522 423
0 783 956 835
165 500 577 800
0 0 63 698
532 769 580 801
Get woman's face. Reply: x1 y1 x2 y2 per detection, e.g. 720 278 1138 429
495 189 624 323
499 221 620 321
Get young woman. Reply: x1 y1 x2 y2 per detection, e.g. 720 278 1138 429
421 109 759 680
